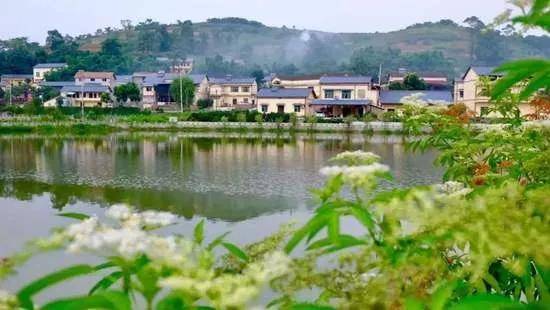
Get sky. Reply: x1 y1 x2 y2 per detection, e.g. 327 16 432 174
1 0 512 43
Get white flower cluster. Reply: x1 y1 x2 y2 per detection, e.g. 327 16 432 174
330 150 381 165
65 205 183 260
434 181 472 197
0 290 17 310
320 163 390 186
159 251 291 309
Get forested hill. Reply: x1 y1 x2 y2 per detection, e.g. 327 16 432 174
1 17 549 79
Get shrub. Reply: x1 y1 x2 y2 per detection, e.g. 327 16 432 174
381 111 402 122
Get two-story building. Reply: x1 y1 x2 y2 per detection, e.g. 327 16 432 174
60 84 111 107
0 74 33 88
311 76 381 117
257 88 316 116
209 76 257 110
454 66 534 117
33 63 68 83
75 71 116 87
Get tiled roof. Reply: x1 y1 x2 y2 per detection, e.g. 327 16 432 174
320 76 372 84
258 88 312 98
389 71 447 78
40 81 75 88
210 76 256 85
61 83 109 93
462 66 504 80
275 74 324 81
75 70 115 80
311 99 373 106
1 74 33 80
379 90 452 105
34 63 67 69
137 73 206 86
114 75 133 86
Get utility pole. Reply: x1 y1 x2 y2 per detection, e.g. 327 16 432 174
8 84 12 106
378 64 383 87
81 83 84 119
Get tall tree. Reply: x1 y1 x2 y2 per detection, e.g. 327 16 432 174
170 77 195 111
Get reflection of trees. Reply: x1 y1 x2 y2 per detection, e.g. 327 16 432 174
0 179 295 222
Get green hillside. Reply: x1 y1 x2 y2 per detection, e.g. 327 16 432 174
1 17 549 78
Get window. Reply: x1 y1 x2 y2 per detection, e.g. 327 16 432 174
277 105 285 113
294 105 301 113
480 107 489 116
459 90 464 98
243 98 249 104
232 98 238 105
242 86 250 93
388 109 395 112
324 90 334 99
102 78 107 82
357 90 366 99
342 90 352 99
146 87 152 92
231 86 239 93
90 78 96 82
261 105 268 113
35 72 40 78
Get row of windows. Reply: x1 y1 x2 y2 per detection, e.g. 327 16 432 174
324 89 366 99
79 78 109 82
230 86 250 93
260 104 302 113
73 92 100 98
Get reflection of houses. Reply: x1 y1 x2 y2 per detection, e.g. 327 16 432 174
311 76 381 117
454 66 534 117
257 88 316 116
380 90 453 111
387 70 449 90
209 76 258 110
33 63 67 83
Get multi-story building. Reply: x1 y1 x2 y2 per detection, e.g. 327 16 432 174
257 88 316 116
60 84 111 107
311 76 381 117
209 76 257 110
454 66 534 117
75 71 116 87
0 74 33 88
33 63 67 83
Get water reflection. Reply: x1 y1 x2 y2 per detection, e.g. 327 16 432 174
0 132 441 222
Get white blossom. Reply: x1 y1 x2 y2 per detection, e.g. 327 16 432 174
434 181 472 197
105 204 132 221
320 163 390 178
330 150 381 165
140 211 177 227
0 290 17 309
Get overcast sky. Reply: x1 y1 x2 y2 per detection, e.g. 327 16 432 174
2 0 511 43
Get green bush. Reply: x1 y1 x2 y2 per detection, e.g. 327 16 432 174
381 111 402 122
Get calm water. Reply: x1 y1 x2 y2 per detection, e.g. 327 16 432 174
0 132 442 298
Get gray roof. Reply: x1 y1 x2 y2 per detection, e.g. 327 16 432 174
136 73 206 87
34 63 67 69
258 88 312 98
61 83 109 93
115 75 133 86
462 66 504 79
210 76 256 85
40 81 75 88
320 76 372 84
1 74 33 80
311 99 373 106
379 90 453 105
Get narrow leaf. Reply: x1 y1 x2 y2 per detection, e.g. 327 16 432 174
194 219 205 245
206 231 230 251
57 212 90 221
222 242 249 262
89 271 123 295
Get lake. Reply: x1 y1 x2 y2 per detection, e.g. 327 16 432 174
0 132 442 298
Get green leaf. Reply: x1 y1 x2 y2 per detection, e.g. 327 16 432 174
155 293 187 310
17 264 95 309
285 214 329 254
89 271 123 295
290 303 336 310
430 280 458 310
449 294 526 310
194 219 205 245
206 231 230 251
56 212 90 221
41 291 131 310
349 205 375 231
405 298 425 310
222 242 249 262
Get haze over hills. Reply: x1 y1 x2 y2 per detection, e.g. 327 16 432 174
1 17 549 79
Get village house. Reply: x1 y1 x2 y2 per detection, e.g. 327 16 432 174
209 76 257 110
454 66 534 117
0 74 33 88
311 75 381 118
125 72 209 109
257 87 316 116
75 70 116 87
60 84 111 107
170 58 194 75
379 90 453 111
33 63 68 83
387 69 449 90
